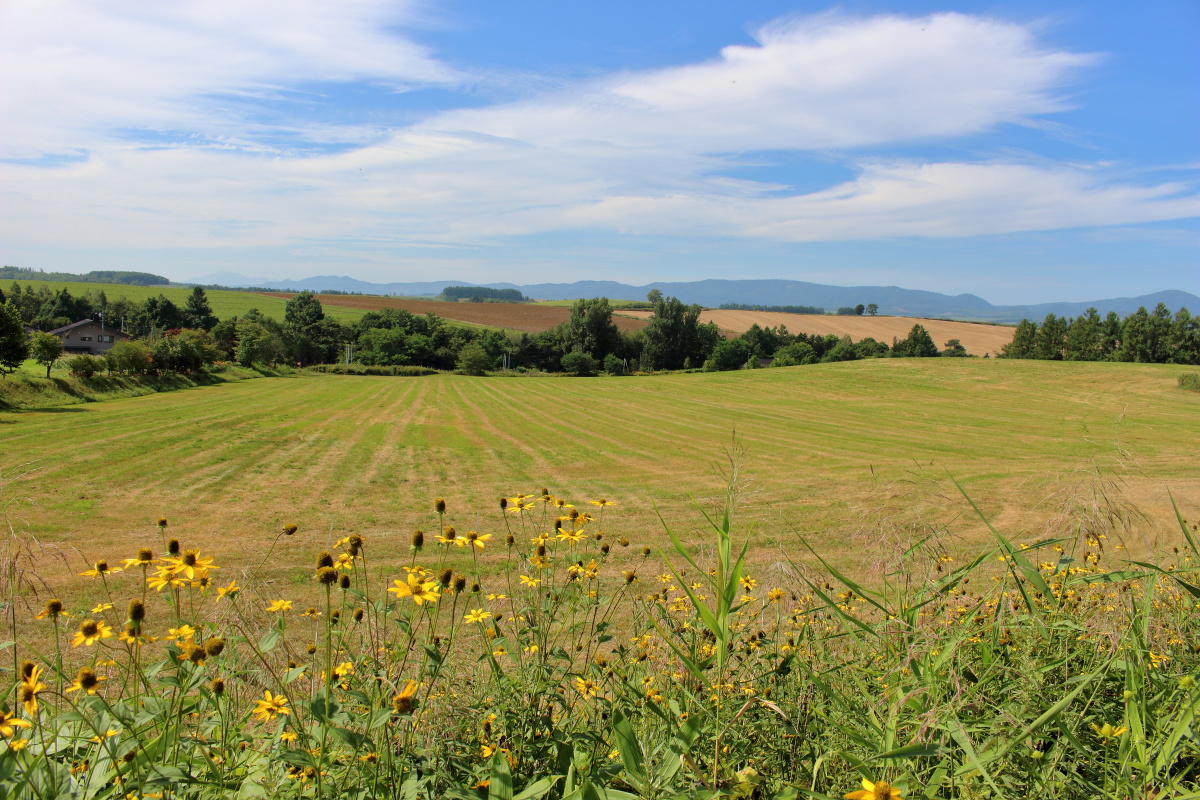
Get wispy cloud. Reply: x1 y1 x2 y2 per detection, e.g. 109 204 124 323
1 6 1197 271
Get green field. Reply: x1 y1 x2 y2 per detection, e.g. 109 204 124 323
4 358 1197 601
8 279 366 323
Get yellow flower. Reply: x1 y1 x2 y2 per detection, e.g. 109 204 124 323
1091 723 1129 739
486 593 508 600
66 668 106 695
767 588 785 602
147 567 187 592
167 624 196 642
280 731 298 744
557 530 585 545
89 729 119 744
0 710 32 738
589 498 615 507
464 609 491 624
80 561 122 578
467 532 492 550
388 574 440 605
215 580 241 601
519 575 541 588
121 550 155 569
334 553 355 571
508 499 536 514
19 667 47 715
167 550 217 581
35 599 69 620
8 739 28 751
845 778 902 800
267 599 293 613
90 603 114 614
573 677 599 698
332 662 355 678
252 691 290 722
739 576 757 591
72 619 115 648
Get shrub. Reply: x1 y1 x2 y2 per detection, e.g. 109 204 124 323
66 354 101 378
560 350 598 375
456 342 492 375
106 340 152 374
771 341 817 367
704 338 750 371
603 353 624 375
1179 372 1200 391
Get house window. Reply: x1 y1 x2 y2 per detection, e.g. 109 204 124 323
79 336 92 341
98 335 113 343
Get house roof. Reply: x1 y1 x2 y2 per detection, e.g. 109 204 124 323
46 319 128 337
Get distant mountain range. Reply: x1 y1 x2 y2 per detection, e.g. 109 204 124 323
189 272 1199 325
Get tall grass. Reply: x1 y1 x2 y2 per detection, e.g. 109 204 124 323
1 471 1197 799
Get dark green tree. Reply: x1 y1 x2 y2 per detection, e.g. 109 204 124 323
0 302 30 375
866 303 878 316
646 289 663 304
641 296 720 370
854 304 865 316
704 339 750 371
561 298 620 362
1000 320 1038 358
183 286 219 330
941 339 969 357
894 324 939 357
1064 308 1102 361
284 291 331 365
1168 307 1199 365
1118 306 1151 362
1035 313 1067 360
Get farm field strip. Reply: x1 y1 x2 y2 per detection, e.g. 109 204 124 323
11 280 364 323
3 359 1197 606
620 309 1016 355
254 292 649 333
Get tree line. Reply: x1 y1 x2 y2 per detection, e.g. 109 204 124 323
2 286 987 380
999 304 1199 364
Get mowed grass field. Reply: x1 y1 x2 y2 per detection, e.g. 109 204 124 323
622 308 1015 355
10 280 365 323
3 358 1197 618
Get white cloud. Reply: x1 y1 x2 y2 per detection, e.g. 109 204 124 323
428 12 1095 153
1 6 1197 268
0 0 454 158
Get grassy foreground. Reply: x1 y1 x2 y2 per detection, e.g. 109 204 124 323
0 476 1197 798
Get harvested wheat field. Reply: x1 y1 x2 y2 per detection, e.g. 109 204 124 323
4 358 1197 618
620 309 1014 355
256 292 649 333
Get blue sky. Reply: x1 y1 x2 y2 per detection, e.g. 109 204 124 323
1 0 1196 304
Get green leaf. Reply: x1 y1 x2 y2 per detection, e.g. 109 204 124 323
512 777 561 800
488 750 514 800
611 708 647 792
258 624 281 653
870 742 943 761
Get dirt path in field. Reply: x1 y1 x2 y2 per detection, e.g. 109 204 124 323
255 293 648 334
620 310 1014 356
